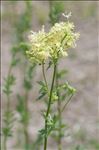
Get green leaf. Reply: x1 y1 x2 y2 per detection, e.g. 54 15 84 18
3 74 16 95
37 81 47 100
37 81 45 86
39 114 58 138
51 91 58 103
65 82 76 95
56 82 76 102
2 111 15 137
37 92 46 100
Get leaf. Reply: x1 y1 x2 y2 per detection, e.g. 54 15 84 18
39 114 58 138
3 74 16 95
57 82 76 101
37 92 46 100
51 91 58 103
2 111 15 137
47 61 53 70
65 82 76 95
37 81 47 100
37 81 45 86
39 128 47 138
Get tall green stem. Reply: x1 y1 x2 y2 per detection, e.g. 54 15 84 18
43 63 56 150
48 1 65 149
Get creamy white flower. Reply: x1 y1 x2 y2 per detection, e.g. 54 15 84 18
26 21 79 63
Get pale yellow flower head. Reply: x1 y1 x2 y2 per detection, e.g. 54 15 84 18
26 26 50 63
26 21 79 63
46 22 79 59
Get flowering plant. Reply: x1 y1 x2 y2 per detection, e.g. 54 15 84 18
26 20 79 150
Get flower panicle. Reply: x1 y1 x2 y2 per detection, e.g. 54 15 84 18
26 21 80 64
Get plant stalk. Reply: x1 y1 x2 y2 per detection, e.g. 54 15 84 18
43 63 56 150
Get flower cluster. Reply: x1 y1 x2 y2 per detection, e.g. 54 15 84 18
26 26 50 63
26 22 79 63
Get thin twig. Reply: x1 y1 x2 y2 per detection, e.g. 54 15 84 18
61 94 73 113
